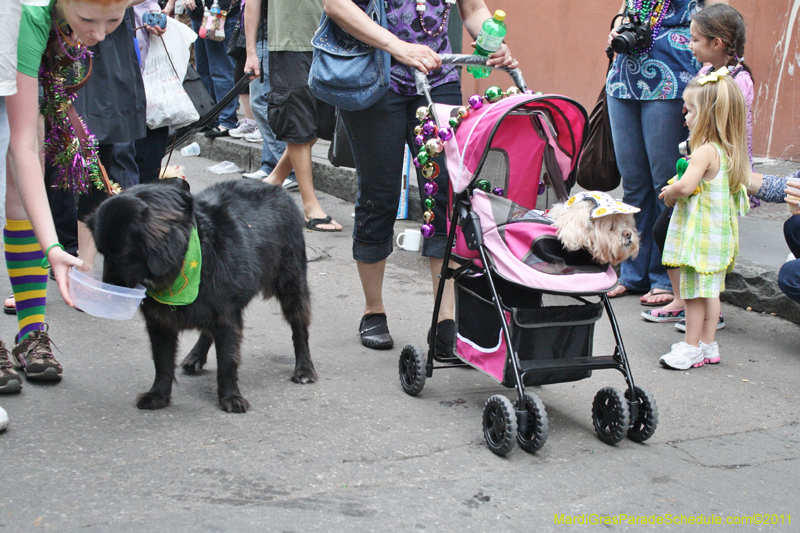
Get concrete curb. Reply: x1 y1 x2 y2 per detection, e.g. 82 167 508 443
724 259 800 326
191 133 800 325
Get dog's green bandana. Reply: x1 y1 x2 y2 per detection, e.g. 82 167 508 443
146 226 202 306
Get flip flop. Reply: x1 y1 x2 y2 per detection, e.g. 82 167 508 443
3 294 15 315
641 289 674 307
304 216 341 232
607 285 644 298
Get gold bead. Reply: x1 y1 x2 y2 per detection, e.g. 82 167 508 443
416 106 430 121
414 125 423 136
425 138 442 157
506 86 522 96
457 106 469 118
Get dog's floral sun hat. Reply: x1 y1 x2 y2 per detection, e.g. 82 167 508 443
565 191 641 219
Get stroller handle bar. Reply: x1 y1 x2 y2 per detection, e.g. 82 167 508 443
414 54 527 106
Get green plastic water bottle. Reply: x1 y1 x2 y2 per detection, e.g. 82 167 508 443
467 10 507 80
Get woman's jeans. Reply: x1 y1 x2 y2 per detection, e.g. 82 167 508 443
191 16 239 130
779 216 800 303
341 83 461 264
607 96 688 293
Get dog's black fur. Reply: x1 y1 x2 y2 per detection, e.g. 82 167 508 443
87 179 316 413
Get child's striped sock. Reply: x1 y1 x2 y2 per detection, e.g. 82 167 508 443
4 220 48 341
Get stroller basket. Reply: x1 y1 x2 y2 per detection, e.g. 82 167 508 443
455 273 603 387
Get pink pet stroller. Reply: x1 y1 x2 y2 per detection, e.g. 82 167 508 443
398 56 658 456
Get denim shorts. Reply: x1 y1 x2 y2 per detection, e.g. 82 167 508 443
341 82 462 264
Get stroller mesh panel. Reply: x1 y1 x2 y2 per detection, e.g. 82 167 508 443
476 149 510 192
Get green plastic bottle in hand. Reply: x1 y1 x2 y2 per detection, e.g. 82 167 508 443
467 10 507 79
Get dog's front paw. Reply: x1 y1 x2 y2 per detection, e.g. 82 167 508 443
136 391 171 410
220 395 250 413
291 365 317 384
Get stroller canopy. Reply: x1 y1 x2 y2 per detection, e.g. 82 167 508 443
433 94 588 208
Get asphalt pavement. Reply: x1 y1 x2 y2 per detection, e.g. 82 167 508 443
0 144 798 532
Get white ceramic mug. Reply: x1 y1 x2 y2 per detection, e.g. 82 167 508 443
396 229 422 252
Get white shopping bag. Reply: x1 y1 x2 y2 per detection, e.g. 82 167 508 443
143 17 199 129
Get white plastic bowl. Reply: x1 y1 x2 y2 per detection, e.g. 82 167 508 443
68 269 146 320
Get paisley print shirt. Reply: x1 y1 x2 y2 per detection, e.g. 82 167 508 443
354 0 460 95
606 0 703 100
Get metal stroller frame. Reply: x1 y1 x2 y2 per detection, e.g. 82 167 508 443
398 55 658 456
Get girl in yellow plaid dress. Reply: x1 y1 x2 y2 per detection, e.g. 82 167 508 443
657 71 750 370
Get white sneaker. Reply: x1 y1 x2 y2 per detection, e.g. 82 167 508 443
229 121 258 139
282 177 298 190
244 129 263 143
0 406 8 432
697 341 720 366
242 169 269 180
659 342 704 370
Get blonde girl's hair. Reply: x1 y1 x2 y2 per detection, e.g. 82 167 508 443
683 75 750 193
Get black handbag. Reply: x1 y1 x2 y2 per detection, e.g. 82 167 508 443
328 109 355 168
227 14 247 58
182 63 216 122
575 53 621 192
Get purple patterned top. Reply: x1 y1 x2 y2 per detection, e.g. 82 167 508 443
354 0 460 95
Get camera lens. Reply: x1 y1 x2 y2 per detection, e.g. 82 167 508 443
611 32 638 54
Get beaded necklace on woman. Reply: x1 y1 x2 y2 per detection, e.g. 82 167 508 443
415 0 456 37
39 19 118 195
625 0 672 54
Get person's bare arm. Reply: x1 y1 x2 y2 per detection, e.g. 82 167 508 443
324 0 442 74
6 74 86 306
243 0 261 76
457 0 515 68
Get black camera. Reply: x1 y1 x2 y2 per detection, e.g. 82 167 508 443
142 12 167 29
608 15 652 55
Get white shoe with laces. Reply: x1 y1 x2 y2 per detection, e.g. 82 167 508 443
659 342 704 370
244 129 263 143
695 341 720 367
229 121 258 139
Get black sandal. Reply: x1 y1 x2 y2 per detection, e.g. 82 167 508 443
359 313 394 350
428 319 459 363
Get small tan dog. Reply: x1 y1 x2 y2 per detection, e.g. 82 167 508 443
548 191 641 266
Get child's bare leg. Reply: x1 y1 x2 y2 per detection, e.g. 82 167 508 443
660 268 685 311
701 296 721 345
683 297 705 347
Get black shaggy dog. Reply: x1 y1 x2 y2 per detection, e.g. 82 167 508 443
87 179 316 413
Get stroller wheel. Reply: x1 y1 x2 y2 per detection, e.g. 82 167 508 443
515 393 548 453
399 344 426 396
592 387 630 445
483 395 517 456
625 386 658 443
